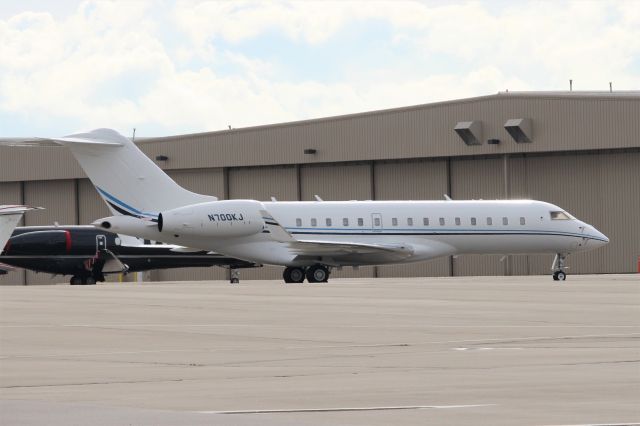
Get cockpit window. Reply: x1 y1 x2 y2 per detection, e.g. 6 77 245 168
550 211 572 220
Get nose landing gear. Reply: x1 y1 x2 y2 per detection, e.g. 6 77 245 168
551 253 568 281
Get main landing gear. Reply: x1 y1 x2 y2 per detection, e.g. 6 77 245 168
70 275 97 285
230 268 240 284
283 265 330 284
551 253 568 281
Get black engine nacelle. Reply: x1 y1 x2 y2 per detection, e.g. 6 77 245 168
4 230 71 255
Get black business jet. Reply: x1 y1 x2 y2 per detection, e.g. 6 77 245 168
0 226 258 285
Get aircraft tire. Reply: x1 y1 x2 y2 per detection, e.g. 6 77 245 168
556 271 566 281
283 267 305 284
306 265 329 283
84 276 97 285
230 278 240 284
70 276 83 285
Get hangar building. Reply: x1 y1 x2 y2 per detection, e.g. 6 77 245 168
1 91 638 284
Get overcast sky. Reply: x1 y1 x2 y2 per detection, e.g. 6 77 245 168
1 0 638 137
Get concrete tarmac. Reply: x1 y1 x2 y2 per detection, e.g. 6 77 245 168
0 275 639 426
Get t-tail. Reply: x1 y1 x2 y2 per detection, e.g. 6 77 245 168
5 129 217 219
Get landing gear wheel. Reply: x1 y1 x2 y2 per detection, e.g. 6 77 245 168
306 265 329 283
70 276 83 285
283 267 306 284
230 278 240 284
553 271 567 281
84 276 97 285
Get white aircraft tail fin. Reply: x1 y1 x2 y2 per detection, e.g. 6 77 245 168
3 129 217 218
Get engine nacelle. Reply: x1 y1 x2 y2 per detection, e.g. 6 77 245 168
4 230 71 255
158 200 265 238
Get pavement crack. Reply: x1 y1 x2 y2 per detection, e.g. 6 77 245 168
1 378 185 389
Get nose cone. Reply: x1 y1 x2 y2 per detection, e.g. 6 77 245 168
589 227 609 248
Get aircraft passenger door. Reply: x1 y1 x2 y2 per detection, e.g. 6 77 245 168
96 235 107 252
371 213 383 232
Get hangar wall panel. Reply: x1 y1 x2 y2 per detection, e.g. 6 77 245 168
78 179 110 225
228 166 298 201
23 180 77 284
0 182 25 285
301 163 375 278
524 151 640 274
168 168 225 199
374 159 451 277
159 169 227 281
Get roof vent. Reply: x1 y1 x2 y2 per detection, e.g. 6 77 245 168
454 121 483 145
504 118 532 143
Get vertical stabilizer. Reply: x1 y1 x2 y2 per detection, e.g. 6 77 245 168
57 129 217 218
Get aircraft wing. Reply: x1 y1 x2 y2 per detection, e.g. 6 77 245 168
288 240 414 265
260 209 416 265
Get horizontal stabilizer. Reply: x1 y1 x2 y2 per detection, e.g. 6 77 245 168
0 129 125 147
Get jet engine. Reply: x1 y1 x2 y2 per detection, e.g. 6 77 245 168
3 230 71 255
157 200 265 238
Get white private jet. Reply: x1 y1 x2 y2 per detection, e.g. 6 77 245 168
3 129 609 282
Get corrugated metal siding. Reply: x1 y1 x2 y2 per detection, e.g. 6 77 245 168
167 168 224 199
77 179 110 225
23 180 76 284
228 166 298 201
300 163 372 201
0 182 25 285
0 146 83 182
374 159 451 277
300 163 375 278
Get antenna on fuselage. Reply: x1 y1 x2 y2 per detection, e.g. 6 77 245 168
270 196 277 202
314 195 324 202
444 194 452 201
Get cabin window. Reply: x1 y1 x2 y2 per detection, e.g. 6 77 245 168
374 217 381 227
311 218 317 227
407 218 413 226
455 217 461 226
343 218 349 226
487 217 493 225
502 217 508 225
550 211 571 220
392 218 398 226
520 217 526 225
471 217 477 225
423 217 429 226
326 218 332 227
296 218 302 227
439 217 445 226
358 218 364 226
